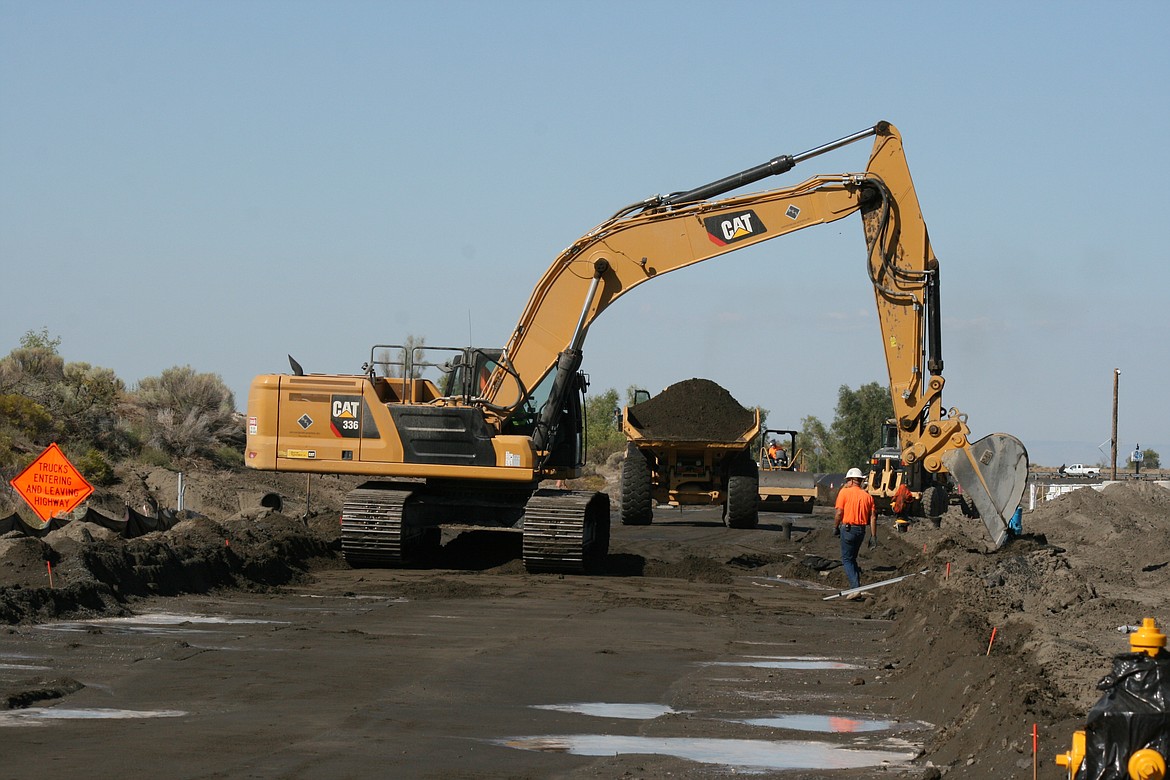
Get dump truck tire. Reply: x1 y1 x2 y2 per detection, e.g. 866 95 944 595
724 474 759 529
620 445 653 526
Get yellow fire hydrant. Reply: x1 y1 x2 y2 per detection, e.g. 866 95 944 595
1057 618 1169 780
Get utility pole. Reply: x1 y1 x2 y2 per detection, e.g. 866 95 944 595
1111 369 1120 481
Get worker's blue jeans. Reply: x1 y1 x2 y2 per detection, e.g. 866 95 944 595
839 524 867 589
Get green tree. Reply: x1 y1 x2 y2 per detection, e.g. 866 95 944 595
798 382 894 473
56 362 128 450
0 329 127 455
829 382 893 471
799 414 833 472
129 366 238 460
0 330 67 409
584 388 624 466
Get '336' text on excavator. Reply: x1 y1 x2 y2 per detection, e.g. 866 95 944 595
245 121 1029 572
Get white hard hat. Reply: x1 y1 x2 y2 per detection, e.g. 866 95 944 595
845 467 865 480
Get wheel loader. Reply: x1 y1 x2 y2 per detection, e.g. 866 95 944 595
245 121 1029 574
865 418 950 518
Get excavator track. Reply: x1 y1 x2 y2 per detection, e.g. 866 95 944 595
521 490 610 574
341 484 428 567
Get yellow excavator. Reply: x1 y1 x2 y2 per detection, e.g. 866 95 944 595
245 121 1028 572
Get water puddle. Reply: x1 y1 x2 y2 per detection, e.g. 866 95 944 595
533 702 683 720
295 593 407 601
39 612 288 635
497 734 917 771
752 576 836 592
706 655 862 671
0 663 51 671
739 713 917 733
0 708 186 727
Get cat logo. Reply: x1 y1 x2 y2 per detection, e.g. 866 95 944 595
704 210 767 247
330 395 362 438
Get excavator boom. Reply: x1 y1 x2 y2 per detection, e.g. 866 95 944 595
485 121 1027 544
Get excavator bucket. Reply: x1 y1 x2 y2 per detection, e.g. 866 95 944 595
941 433 1029 549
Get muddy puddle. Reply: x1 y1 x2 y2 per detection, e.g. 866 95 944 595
739 713 929 734
707 655 864 670
497 734 918 771
532 702 684 719
0 708 186 727
516 699 925 772
37 612 288 636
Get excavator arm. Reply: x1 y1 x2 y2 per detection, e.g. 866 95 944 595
487 122 1027 546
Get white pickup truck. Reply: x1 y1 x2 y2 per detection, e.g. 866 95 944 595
1061 463 1101 477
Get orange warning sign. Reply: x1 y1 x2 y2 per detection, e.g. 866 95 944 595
10 443 94 523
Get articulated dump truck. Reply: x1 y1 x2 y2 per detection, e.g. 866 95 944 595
619 379 761 529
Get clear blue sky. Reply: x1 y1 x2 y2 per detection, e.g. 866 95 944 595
3 1 1167 468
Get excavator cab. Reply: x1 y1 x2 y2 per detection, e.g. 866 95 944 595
439 348 504 401
866 419 906 494
435 346 587 473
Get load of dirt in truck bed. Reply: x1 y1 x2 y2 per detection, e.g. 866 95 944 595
627 377 754 441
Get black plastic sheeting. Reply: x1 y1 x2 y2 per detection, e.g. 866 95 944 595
0 505 187 540
1077 650 1170 780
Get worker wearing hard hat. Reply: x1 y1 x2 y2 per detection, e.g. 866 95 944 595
834 467 877 597
766 441 787 467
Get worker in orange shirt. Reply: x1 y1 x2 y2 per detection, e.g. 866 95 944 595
892 481 914 533
766 440 787 468
834 467 877 596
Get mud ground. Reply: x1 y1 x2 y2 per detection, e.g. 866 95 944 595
1 464 1168 778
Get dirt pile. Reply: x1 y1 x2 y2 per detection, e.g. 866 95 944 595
868 481 1170 776
742 481 1169 777
0 510 340 624
627 377 755 441
0 461 353 624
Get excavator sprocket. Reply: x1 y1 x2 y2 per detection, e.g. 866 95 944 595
942 433 1029 549
522 490 611 574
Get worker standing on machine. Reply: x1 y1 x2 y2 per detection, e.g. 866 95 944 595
834 467 877 598
766 440 780 467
